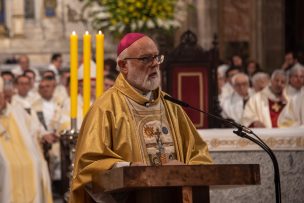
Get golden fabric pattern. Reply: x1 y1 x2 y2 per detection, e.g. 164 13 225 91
126 98 177 166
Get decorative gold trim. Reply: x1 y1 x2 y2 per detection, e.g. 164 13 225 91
177 72 204 127
205 136 304 151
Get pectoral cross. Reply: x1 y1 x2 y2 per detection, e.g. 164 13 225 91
155 128 163 152
155 128 166 165
271 102 281 112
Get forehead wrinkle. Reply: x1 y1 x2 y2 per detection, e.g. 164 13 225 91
127 37 158 56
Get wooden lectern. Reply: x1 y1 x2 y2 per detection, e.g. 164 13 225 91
92 164 260 203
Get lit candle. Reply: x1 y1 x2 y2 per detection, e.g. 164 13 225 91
83 31 91 116
70 31 78 121
96 31 104 98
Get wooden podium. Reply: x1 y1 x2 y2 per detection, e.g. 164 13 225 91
92 164 260 203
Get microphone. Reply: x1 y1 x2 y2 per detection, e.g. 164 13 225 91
163 94 281 203
163 95 189 108
163 95 252 134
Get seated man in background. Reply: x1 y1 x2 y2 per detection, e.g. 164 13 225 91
242 70 288 128
0 77 53 203
285 64 304 98
11 75 33 113
279 87 304 127
251 72 270 93
221 73 253 123
70 33 212 203
220 66 241 104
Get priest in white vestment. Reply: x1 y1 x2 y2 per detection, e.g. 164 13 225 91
251 72 270 93
241 70 288 128
32 79 64 182
219 66 241 104
285 64 304 99
221 73 253 123
279 87 304 127
0 77 53 203
11 75 35 113
42 70 68 104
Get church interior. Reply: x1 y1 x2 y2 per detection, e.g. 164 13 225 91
0 0 303 203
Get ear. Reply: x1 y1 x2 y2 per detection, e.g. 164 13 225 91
118 60 128 75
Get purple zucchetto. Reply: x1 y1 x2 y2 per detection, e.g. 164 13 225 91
117 33 146 56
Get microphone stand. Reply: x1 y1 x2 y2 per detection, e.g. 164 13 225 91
164 95 281 203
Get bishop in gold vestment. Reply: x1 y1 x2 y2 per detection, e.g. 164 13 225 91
70 33 212 203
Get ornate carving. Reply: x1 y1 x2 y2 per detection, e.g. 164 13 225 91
205 136 304 151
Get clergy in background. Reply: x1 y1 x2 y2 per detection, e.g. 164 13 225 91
285 64 304 98
70 33 212 203
241 70 288 128
0 77 53 203
279 87 304 127
221 73 253 123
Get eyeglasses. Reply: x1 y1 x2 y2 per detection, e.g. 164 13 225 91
124 54 164 65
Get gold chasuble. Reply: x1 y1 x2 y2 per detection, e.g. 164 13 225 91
0 105 52 203
70 74 212 203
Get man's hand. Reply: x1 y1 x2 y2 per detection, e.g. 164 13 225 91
42 133 59 144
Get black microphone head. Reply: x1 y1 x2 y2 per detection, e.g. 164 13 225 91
163 95 189 107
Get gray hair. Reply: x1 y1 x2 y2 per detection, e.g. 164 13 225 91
231 73 249 85
251 72 270 85
289 64 304 77
217 64 229 78
271 69 286 80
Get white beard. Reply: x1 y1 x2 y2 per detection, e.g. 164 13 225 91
128 70 161 92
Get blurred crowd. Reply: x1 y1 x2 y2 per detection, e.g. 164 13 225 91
217 52 304 128
0 53 119 200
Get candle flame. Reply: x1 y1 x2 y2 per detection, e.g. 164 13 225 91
85 31 89 35
72 31 76 35
98 30 103 35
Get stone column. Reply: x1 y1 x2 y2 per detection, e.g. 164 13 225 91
35 0 43 20
174 0 198 46
261 0 284 71
196 0 218 50
12 0 25 37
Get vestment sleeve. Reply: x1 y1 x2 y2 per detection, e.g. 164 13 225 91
70 105 125 202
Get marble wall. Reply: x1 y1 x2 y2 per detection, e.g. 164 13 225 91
210 151 304 203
